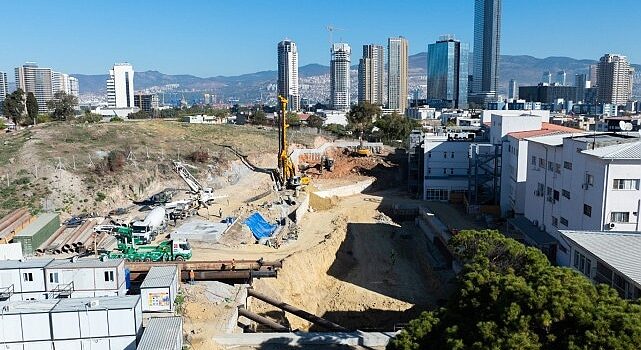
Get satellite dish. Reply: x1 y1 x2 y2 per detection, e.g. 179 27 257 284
624 122 633 131
619 120 626 130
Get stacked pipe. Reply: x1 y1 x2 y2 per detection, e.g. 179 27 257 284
97 234 118 252
35 225 68 254
73 221 97 250
0 208 28 231
0 209 33 244
60 220 94 253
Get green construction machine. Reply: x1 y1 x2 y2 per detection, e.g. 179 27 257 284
106 239 192 262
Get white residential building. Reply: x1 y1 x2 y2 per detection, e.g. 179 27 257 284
560 230 641 299
52 71 70 94
0 71 8 104
330 43 351 111
15 62 54 113
277 39 300 111
0 258 127 301
107 63 135 108
69 76 79 97
524 133 641 266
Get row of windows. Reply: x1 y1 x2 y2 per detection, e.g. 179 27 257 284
427 168 469 175
427 151 456 158
574 251 592 276
23 271 115 283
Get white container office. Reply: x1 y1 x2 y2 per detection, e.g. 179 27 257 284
139 265 179 313
0 295 143 350
44 257 127 298
0 258 52 301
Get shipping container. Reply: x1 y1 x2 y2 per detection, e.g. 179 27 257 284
13 213 60 255
0 295 142 350
140 265 178 313
137 317 183 350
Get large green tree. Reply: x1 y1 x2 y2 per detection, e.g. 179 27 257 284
3 89 26 127
388 230 641 350
47 91 78 121
347 102 381 143
374 112 419 144
25 92 39 125
306 114 325 132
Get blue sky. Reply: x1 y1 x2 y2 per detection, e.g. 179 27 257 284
1 0 639 77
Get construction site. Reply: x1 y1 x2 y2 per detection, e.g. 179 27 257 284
0 102 458 349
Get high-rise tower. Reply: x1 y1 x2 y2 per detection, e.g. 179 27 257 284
277 39 300 111
471 0 501 103
330 43 351 111
387 37 409 112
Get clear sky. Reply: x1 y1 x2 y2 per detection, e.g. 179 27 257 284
1 0 639 77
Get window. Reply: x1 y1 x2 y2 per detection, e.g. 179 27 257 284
547 187 553 197
553 190 559 201
443 168 447 174
531 156 536 165
583 204 592 217
560 217 568 227
613 179 640 190
450 152 454 158
611 212 630 223
573 250 591 276
539 158 545 168
562 189 570 199
555 163 561 174
104 271 114 282
23 273 33 282
563 161 573 170
443 152 447 158
49 272 59 284
426 189 449 201
585 174 594 186
450 168 454 175
552 216 559 227
427 151 431 158
548 161 554 171
427 168 431 174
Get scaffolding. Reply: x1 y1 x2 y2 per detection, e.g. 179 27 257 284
467 143 501 210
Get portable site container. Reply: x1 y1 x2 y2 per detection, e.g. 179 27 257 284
44 257 127 298
12 213 60 255
0 295 143 350
0 258 53 301
137 316 183 350
140 265 179 313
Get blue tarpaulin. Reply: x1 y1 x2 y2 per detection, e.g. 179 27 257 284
244 212 277 240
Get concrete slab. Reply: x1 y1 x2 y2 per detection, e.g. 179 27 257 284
171 218 231 243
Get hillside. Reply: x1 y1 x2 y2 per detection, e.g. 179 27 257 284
0 121 313 218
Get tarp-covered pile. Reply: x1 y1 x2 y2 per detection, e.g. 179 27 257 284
244 212 277 240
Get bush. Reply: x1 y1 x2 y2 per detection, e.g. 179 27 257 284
36 114 51 124
110 116 124 122
95 150 126 174
187 150 210 163
77 113 102 123
95 192 106 202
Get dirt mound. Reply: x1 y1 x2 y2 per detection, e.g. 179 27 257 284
300 148 391 180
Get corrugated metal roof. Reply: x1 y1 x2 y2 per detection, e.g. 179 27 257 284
141 265 178 289
0 258 53 270
0 295 140 314
560 230 641 287
15 213 59 237
526 132 590 146
51 295 141 312
582 141 641 159
137 317 183 350
45 257 124 269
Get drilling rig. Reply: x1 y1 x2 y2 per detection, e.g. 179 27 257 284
277 95 309 190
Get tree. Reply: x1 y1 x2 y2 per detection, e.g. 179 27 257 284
127 110 151 119
47 91 78 121
388 230 641 350
251 109 267 125
3 89 26 127
306 114 325 132
374 112 418 145
286 112 300 126
347 102 381 142
26 92 38 125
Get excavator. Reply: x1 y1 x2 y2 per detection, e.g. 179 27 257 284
277 95 310 190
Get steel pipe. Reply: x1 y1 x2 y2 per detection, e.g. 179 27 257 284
238 307 289 332
247 289 349 332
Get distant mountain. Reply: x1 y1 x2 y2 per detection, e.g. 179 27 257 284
73 54 640 100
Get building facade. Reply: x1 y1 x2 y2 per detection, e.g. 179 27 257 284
107 63 135 108
69 76 79 97
134 94 159 113
575 73 587 102
15 62 54 113
426 35 469 109
387 37 409 112
0 71 8 104
556 70 567 86
330 43 351 111
508 79 517 99
519 84 578 104
358 44 384 105
524 133 641 266
471 0 501 101
597 53 633 106
277 39 300 111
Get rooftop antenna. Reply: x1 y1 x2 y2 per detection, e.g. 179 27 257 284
326 25 344 47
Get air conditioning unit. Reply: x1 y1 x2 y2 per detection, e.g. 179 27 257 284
608 223 616 229
87 300 100 308
581 183 589 190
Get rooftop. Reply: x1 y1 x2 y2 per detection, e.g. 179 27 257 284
15 213 58 238
140 265 179 289
560 230 641 288
0 295 140 315
571 133 639 148
137 317 183 350
0 258 54 270
582 141 641 159
507 122 583 140
46 257 124 269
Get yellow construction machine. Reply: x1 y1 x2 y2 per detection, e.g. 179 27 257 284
277 95 310 189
